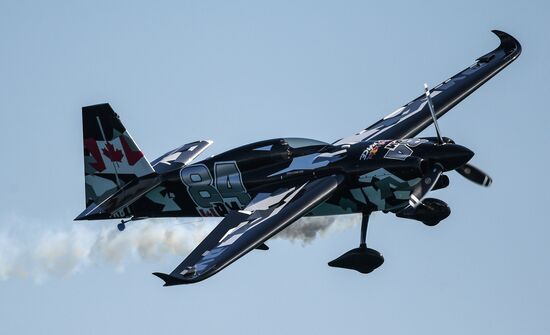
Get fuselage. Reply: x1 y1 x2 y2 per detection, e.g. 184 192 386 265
129 137 472 219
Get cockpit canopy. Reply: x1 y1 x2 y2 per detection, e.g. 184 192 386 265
210 137 330 170
283 137 329 148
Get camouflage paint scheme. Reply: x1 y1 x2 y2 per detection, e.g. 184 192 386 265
75 31 521 285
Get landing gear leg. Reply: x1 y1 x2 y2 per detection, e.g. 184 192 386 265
360 211 369 248
328 211 384 274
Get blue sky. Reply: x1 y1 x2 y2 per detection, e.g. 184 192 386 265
1 1 549 334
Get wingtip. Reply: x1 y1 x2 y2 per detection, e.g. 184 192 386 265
152 272 181 287
491 30 522 58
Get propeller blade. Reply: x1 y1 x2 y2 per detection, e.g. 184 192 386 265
456 164 492 187
409 164 443 208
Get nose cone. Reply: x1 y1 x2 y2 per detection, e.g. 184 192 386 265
432 144 474 171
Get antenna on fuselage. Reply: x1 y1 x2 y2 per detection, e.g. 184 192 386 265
424 83 444 144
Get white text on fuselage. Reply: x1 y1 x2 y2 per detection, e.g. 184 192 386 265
180 162 251 217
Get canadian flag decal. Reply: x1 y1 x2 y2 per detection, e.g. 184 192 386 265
120 135 144 166
84 138 106 171
102 142 124 162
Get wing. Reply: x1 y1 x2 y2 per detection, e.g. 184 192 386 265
153 174 344 285
333 30 521 145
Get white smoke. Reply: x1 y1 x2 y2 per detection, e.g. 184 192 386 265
276 214 359 245
0 215 358 281
0 219 216 282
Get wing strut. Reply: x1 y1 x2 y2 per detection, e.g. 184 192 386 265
424 83 444 144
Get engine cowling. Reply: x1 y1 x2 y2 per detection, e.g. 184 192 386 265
396 198 451 226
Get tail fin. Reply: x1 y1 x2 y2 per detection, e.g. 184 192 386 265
82 103 155 207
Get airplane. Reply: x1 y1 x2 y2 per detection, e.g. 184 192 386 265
75 30 521 286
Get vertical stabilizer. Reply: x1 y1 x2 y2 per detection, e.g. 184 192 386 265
82 103 154 206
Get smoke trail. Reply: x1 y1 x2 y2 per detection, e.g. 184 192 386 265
0 215 358 281
0 219 217 281
276 214 359 245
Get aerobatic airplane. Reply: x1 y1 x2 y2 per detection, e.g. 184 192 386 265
76 30 521 285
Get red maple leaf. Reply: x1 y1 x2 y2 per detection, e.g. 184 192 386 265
84 138 106 172
102 142 124 162
120 135 144 166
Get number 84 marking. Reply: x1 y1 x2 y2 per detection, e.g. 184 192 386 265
180 161 251 210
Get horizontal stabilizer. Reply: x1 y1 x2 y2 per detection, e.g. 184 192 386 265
151 140 213 173
75 174 161 220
